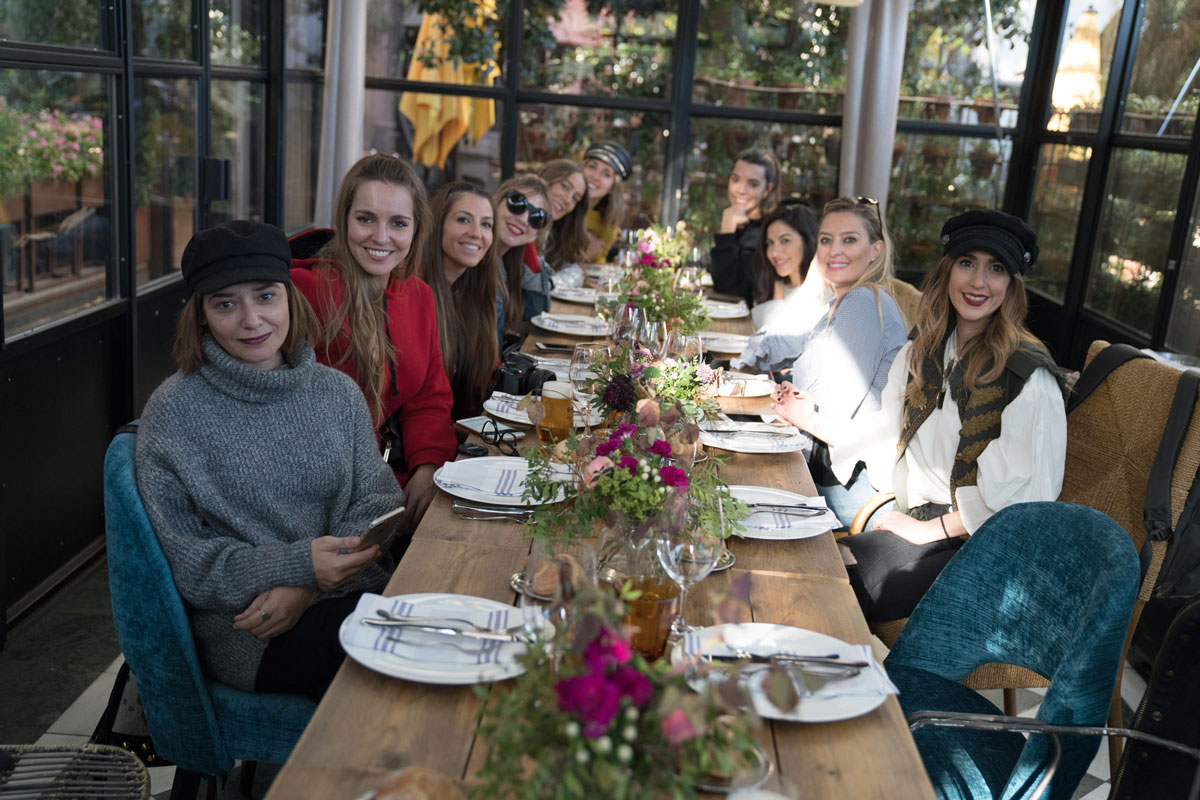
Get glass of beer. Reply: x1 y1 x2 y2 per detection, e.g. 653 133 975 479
537 381 574 445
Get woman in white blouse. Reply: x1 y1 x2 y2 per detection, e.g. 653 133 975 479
770 209 1067 622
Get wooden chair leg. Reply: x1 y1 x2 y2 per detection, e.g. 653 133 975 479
1002 687 1017 716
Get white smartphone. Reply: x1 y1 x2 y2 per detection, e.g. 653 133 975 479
455 415 526 440
356 506 405 552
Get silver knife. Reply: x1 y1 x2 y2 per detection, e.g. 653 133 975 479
743 502 826 514
451 502 532 516
701 428 796 439
362 618 527 642
706 652 869 668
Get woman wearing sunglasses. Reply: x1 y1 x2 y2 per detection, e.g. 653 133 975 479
735 197 906 527
424 181 501 420
710 148 783 306
291 154 457 542
581 140 632 263
537 159 590 270
493 175 552 343
770 210 1066 625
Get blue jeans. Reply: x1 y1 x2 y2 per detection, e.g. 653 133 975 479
816 466 890 530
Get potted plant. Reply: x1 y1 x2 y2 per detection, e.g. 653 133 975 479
967 140 1000 180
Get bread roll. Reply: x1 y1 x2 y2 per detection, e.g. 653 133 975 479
531 553 584 597
374 766 464 800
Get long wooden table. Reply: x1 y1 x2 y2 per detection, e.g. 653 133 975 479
264 295 934 799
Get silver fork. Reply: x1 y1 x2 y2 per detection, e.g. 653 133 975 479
376 608 527 635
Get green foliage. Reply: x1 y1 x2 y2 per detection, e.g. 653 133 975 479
0 97 104 197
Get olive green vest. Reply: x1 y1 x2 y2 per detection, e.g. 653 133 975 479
898 332 1066 508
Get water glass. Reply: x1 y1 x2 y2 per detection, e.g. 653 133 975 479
615 305 643 348
570 342 611 419
656 525 723 635
637 319 669 359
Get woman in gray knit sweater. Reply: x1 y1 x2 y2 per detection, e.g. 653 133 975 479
136 221 404 699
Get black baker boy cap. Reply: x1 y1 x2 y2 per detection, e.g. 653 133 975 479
584 140 633 181
181 220 293 295
940 209 1039 276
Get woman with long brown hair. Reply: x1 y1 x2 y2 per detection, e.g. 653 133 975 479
770 209 1067 623
425 181 501 419
709 148 783 305
291 154 456 536
581 140 631 262
537 159 590 269
493 174 552 342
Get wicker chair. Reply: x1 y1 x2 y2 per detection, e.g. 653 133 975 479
0 743 149 799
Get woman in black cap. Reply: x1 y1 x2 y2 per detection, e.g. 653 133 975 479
769 209 1068 623
581 140 632 262
709 148 783 306
137 220 403 700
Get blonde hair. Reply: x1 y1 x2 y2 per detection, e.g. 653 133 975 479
585 157 626 231
315 154 432 423
538 159 590 268
426 182 500 411
173 283 319 374
495 174 551 338
819 196 896 324
905 254 1045 404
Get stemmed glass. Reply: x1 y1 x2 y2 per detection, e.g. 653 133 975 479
570 343 611 424
665 330 703 361
637 318 669 359
656 501 725 635
615 305 644 348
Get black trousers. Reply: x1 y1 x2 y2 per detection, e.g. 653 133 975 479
842 502 964 623
255 592 362 702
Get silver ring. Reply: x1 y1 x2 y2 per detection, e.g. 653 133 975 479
260 609 271 621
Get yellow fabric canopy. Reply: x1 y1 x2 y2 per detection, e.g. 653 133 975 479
399 6 499 169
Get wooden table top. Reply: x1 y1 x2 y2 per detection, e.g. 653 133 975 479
264 294 934 800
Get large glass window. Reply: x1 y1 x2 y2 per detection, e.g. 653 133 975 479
887 133 1014 272
134 77 197 286
1084 147 1187 335
900 0 1034 125
365 89 503 192
0 2 104 50
286 0 325 70
1119 0 1200 139
694 0 848 113
1025 143 1092 301
133 0 193 60
210 0 264 66
517 104 669 227
366 4 505 86
1165 182 1200 356
1046 1 1120 134
211 80 265 222
284 79 321 231
522 2 676 100
0 71 110 339
683 118 839 243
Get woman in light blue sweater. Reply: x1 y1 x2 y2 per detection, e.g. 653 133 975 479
136 221 403 699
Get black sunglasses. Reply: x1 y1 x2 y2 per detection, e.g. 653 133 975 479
505 192 549 230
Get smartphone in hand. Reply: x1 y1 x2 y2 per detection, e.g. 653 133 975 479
355 506 406 552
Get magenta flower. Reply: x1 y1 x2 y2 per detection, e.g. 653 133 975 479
612 665 653 707
595 439 619 457
583 629 633 672
661 709 701 744
613 422 637 440
555 673 621 738
649 438 672 457
659 465 688 491
640 252 655 266
619 456 639 475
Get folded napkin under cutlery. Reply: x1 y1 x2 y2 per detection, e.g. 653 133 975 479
437 459 525 497
346 594 523 666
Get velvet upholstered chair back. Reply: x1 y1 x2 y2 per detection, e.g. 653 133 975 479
886 502 1140 800
103 428 315 779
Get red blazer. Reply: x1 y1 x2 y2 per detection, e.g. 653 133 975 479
291 259 457 487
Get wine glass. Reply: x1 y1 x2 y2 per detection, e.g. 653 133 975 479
656 505 725 635
570 343 611 422
637 318 669 359
615 305 643 348
665 330 703 361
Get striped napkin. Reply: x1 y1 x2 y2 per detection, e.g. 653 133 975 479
345 593 519 666
536 313 607 333
437 458 525 497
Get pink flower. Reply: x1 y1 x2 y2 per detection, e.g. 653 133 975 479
555 673 621 738
612 665 653 706
649 438 671 457
619 456 639 475
612 422 637 440
630 279 650 297
637 238 655 254
583 456 615 488
661 709 701 744
659 466 688 491
695 363 715 384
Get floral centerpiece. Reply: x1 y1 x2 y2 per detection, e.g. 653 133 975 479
474 584 764 799
588 345 721 424
600 225 710 336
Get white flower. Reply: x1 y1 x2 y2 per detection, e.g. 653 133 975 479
622 725 638 742
565 721 581 738
624 707 638 722
617 744 634 764
593 736 613 754
575 748 590 764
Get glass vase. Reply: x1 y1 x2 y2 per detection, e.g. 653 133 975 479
595 518 680 662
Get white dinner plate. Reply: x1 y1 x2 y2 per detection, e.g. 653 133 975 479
550 287 598 304
699 425 808 455
699 331 750 354
433 456 568 506
483 391 603 429
531 312 610 337
339 593 544 685
715 378 775 398
703 299 751 319
585 264 625 280
673 623 891 723
727 485 838 540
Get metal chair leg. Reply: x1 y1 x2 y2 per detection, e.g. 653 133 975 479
169 768 202 800
239 760 259 798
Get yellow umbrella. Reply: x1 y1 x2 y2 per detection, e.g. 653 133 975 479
399 4 499 169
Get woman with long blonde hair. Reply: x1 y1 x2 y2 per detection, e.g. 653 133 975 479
537 159 590 269
770 209 1067 623
425 181 501 419
291 154 456 538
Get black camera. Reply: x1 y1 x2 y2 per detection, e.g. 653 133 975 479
487 352 556 397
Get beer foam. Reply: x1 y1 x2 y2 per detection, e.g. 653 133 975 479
542 380 573 400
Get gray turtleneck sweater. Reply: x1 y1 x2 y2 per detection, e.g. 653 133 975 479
136 336 404 691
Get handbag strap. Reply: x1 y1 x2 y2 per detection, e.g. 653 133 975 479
1067 343 1150 414
1145 370 1200 543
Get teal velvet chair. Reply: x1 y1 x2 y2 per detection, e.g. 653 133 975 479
884 501 1139 800
104 426 316 799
